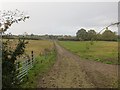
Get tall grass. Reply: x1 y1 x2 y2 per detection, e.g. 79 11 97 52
25 40 54 56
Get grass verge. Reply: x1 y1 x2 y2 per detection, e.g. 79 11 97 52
20 50 56 88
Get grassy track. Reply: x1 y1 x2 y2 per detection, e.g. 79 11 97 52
59 41 118 64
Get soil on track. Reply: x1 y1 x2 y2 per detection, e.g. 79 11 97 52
37 42 118 88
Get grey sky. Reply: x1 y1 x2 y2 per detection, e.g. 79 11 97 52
1 2 118 35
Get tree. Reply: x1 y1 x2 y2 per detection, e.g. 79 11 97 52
102 27 117 41
76 28 87 40
87 29 96 40
31 33 34 36
0 9 29 33
96 33 102 41
1 10 29 88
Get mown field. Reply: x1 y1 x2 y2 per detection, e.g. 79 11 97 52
59 41 118 64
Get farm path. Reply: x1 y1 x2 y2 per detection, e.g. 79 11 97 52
37 41 118 88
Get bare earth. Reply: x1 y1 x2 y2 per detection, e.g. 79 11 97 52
37 42 118 88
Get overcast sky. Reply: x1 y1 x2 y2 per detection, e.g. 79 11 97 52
1 2 118 35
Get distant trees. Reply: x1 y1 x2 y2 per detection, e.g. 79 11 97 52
102 27 117 41
76 28 87 40
96 33 102 41
76 28 117 41
87 30 96 40
31 33 34 36
58 35 78 41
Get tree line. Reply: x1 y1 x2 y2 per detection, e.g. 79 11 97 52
76 27 118 41
3 27 118 41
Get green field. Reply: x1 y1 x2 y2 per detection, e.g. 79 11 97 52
59 41 118 64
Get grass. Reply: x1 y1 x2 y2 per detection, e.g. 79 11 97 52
18 40 56 87
25 40 54 57
3 39 56 87
20 50 57 88
3 39 54 57
59 41 118 64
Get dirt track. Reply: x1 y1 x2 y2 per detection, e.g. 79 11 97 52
37 42 118 88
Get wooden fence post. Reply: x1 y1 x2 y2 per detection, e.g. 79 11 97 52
31 51 34 65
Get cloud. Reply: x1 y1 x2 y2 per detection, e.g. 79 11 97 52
2 2 118 35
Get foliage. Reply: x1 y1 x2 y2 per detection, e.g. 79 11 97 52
2 38 28 88
87 29 96 40
76 28 117 41
96 33 102 41
102 29 117 41
76 28 87 40
0 10 29 88
0 9 29 33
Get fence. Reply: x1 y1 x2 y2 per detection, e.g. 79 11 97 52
14 51 35 83
13 48 53 84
